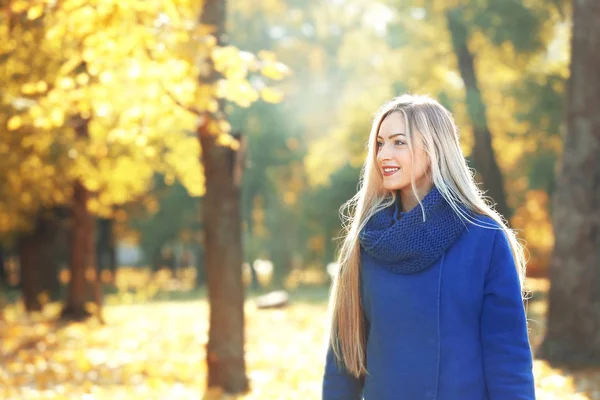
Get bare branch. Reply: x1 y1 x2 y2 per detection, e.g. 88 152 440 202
141 39 205 118
157 80 205 118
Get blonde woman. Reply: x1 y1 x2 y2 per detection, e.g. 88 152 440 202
322 94 535 399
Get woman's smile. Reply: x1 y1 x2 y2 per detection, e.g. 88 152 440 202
382 166 401 176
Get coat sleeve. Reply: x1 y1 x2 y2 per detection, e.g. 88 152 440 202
322 342 364 400
481 230 536 399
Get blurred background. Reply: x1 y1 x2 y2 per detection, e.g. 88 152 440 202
1 0 598 399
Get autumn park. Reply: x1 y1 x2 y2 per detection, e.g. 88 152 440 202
0 0 599 398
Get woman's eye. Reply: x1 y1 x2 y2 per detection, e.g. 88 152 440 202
394 140 405 146
376 142 383 148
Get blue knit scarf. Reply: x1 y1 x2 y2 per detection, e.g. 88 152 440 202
359 187 466 274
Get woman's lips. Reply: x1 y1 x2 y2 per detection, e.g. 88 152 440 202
382 167 400 177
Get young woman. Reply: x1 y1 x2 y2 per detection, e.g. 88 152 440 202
322 94 535 400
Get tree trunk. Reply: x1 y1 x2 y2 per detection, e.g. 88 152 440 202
538 0 600 367
18 224 43 312
0 246 5 321
108 223 117 278
446 7 511 220
96 217 116 284
0 246 7 287
198 0 249 393
61 180 94 320
62 118 96 321
39 210 62 301
199 132 248 392
18 211 63 311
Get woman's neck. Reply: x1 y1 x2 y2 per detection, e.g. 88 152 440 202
399 182 434 213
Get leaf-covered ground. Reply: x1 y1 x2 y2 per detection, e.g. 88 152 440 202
1 278 599 399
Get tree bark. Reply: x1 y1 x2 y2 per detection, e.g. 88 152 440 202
197 0 249 393
96 217 116 283
446 7 511 220
199 133 248 392
61 118 96 321
61 180 94 320
39 211 63 301
538 0 600 367
18 211 63 311
0 246 7 287
18 223 44 312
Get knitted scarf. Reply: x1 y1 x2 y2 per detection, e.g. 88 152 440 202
359 187 466 274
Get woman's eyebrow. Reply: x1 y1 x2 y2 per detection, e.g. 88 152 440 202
377 133 406 139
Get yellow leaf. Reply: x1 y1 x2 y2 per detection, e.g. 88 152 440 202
30 105 42 118
7 116 22 131
37 291 49 306
27 5 44 20
87 197 99 213
216 133 240 150
218 120 231 133
35 81 48 92
75 350 92 372
203 387 224 400
225 63 248 80
99 71 113 84
258 50 277 62
261 87 284 104
58 77 75 90
34 116 49 129
50 108 65 126
21 83 37 94
85 302 98 314
11 0 29 13
82 48 96 62
212 46 239 71
75 73 89 86
164 173 175 185
261 61 290 81
207 99 219 113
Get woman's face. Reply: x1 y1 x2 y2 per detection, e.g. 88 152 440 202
376 112 431 193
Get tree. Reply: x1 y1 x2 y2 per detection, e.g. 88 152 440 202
539 0 600 366
61 116 98 321
0 247 6 287
18 210 62 312
96 217 117 283
1 0 210 318
446 6 510 219
197 0 249 393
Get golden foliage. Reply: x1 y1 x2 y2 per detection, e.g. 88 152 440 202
0 0 288 232
513 190 555 275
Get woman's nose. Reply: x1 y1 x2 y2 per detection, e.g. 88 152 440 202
377 143 391 162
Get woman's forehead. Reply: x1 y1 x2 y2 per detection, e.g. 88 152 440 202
378 112 407 138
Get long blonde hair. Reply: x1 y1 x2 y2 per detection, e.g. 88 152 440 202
328 93 526 377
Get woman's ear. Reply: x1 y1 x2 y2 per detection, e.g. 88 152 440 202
424 151 433 177
425 164 433 181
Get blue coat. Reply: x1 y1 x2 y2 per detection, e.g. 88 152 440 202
322 217 535 400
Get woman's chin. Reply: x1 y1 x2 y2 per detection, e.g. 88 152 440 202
383 180 409 191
